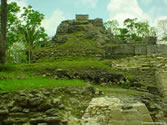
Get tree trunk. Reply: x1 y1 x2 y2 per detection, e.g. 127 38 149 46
0 0 7 64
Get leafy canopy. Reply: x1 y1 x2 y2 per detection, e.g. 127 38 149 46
0 2 49 64
104 18 156 41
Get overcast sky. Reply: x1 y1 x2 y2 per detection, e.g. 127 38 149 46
8 0 167 37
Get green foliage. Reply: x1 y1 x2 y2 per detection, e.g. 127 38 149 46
121 80 131 89
56 36 102 53
7 42 27 64
0 79 87 92
116 28 130 40
124 18 156 40
104 20 120 36
104 18 156 41
18 60 114 73
0 2 21 48
161 36 167 41
157 18 167 42
0 64 15 72
18 5 48 63
0 2 49 64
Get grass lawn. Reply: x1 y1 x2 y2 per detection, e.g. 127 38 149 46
0 78 87 92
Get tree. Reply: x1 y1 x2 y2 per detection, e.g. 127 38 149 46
17 5 48 63
104 20 120 36
0 0 7 64
116 28 130 40
6 2 21 48
0 2 22 49
124 18 156 40
157 18 167 41
0 3 48 64
105 18 156 41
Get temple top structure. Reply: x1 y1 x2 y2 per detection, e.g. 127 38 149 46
75 14 89 20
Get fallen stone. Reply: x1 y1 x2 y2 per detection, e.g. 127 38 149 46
81 96 153 125
44 116 61 123
38 101 52 111
45 108 58 116
10 106 23 113
0 109 9 116
29 97 44 107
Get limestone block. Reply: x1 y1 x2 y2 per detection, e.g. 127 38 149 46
132 103 150 114
147 45 157 55
142 114 153 122
112 44 135 55
81 97 153 125
135 45 147 55
157 45 167 54
76 14 89 20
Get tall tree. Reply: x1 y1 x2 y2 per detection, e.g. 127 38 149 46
18 5 48 63
157 18 167 41
104 20 120 36
0 0 7 64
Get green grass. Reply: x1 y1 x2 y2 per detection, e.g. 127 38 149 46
33 31 103 63
56 38 101 52
0 78 87 92
17 60 118 73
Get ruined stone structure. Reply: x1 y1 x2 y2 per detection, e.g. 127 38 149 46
104 44 167 58
81 97 153 125
76 14 89 20
33 14 167 62
32 14 112 62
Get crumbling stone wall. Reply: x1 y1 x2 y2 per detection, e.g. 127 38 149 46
76 14 89 20
81 97 153 125
104 44 167 58
53 15 111 44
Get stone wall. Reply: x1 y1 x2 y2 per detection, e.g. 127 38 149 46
104 44 167 58
1 87 163 125
81 97 153 125
76 14 89 20
0 87 94 125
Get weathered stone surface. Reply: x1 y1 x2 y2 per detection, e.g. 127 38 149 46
155 70 167 96
44 116 61 123
29 97 44 107
30 117 45 124
147 45 157 54
76 14 89 20
81 97 153 125
23 122 31 125
52 98 61 106
104 44 167 58
142 36 157 45
135 45 147 55
45 108 58 116
10 106 23 112
0 109 9 115
38 101 52 111
147 86 160 95
4 117 28 124
54 36 68 44
0 80 166 125
82 85 95 95
15 96 29 107
37 123 47 125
